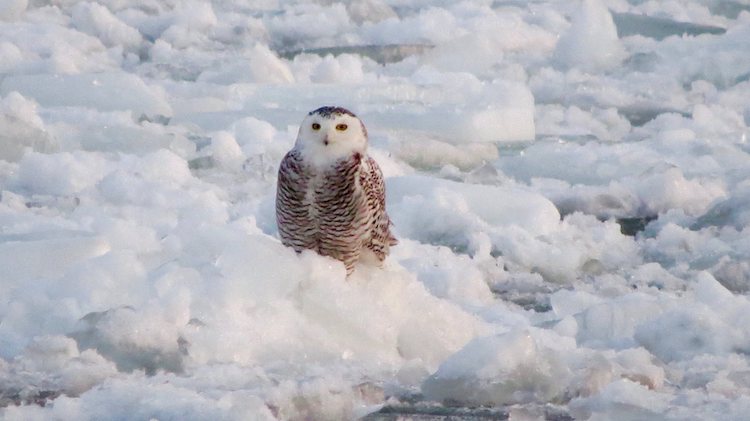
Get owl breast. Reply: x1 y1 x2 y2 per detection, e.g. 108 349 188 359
311 153 371 257
276 150 376 274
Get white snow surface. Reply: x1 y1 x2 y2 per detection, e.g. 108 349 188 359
2 0 750 419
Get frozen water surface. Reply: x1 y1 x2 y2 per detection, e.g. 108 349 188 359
1 0 750 419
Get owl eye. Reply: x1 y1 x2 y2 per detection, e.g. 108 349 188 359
335 123 348 131
311 123 321 130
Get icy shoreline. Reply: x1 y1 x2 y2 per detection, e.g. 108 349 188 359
2 0 750 419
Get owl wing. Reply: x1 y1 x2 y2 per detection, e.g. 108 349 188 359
362 155 398 262
276 149 316 252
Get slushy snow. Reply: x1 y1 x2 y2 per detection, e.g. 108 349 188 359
2 0 750 419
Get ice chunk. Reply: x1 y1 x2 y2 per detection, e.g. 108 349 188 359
641 222 734 271
709 1 750 18
16 335 117 395
267 3 353 50
367 76 536 143
693 271 736 309
398 243 494 306
0 232 110 283
366 402 514 419
711 257 750 294
421 34 503 74
310 54 365 84
172 0 217 32
228 116 289 179
419 14 556 75
1 73 173 117
70 306 184 374
392 138 498 171
634 304 733 362
268 375 384 420
387 175 579 273
618 103 690 127
0 0 26 21
199 44 295 84
212 233 307 305
0 91 42 130
13 151 110 196
540 104 633 142
421 330 571 406
554 0 625 71
549 289 604 318
0 40 22 72
279 44 433 64
207 131 244 170
360 7 460 46
71 2 143 49
365 98 535 142
575 294 663 348
0 335 117 408
614 348 665 390
74 116 191 155
346 0 397 25
0 92 56 162
0 374 276 420
633 167 726 216
232 117 277 151
570 379 670 420
693 185 750 230
612 12 726 40
246 44 296 84
388 175 560 237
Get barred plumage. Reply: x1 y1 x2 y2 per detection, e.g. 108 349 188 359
276 106 397 275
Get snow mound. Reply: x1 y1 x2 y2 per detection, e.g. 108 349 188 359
554 0 625 71
0 92 55 162
71 3 142 50
183 234 489 372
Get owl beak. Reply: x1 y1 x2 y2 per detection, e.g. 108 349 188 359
323 135 329 146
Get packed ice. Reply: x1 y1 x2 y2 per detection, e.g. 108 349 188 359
1 0 750 419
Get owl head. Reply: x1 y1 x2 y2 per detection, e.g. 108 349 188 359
294 106 368 168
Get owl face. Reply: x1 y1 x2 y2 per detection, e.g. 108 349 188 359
295 106 368 168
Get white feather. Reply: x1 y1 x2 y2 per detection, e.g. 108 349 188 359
294 112 367 169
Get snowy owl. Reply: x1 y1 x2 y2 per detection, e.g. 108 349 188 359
276 106 397 275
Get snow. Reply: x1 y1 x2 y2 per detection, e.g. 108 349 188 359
70 2 143 50
0 92 54 161
1 73 173 117
422 330 573 406
2 0 750 419
0 0 26 22
554 0 626 71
